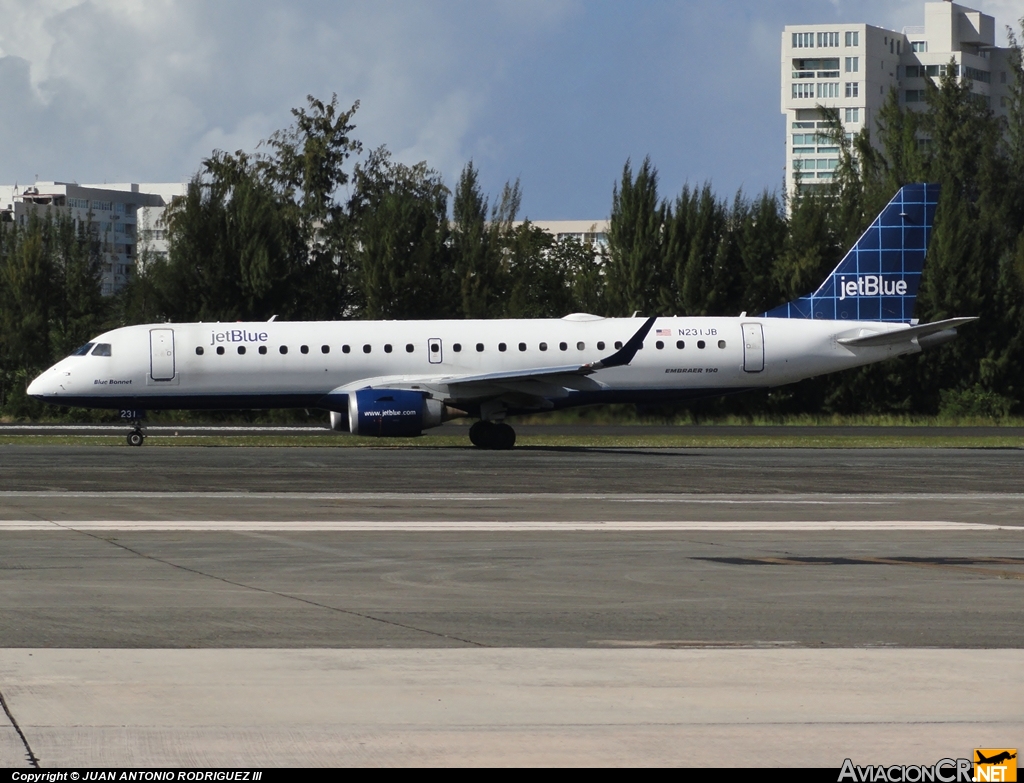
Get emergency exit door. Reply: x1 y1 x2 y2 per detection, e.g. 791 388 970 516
742 323 764 373
150 328 176 380
427 338 443 364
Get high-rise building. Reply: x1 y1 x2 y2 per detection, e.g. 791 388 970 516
0 181 186 295
781 1 1013 198
518 220 610 251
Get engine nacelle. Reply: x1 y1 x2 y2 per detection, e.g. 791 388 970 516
329 410 350 432
348 388 444 437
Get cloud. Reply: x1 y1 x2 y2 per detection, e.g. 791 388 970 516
0 1 584 192
0 0 1018 217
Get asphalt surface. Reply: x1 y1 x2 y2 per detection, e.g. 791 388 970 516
1 443 1022 766
0 445 1021 649
1 444 1023 493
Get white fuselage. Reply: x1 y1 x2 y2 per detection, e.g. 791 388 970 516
27 315 918 413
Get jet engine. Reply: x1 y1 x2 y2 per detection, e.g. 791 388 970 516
347 388 445 437
329 410 350 432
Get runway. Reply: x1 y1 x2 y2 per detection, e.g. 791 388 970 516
0 445 1022 766
2 443 1024 493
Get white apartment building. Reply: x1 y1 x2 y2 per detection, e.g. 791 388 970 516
781 0 1013 198
527 220 609 251
0 181 186 295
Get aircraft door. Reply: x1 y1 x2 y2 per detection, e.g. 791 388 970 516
427 338 442 364
742 323 764 373
150 328 176 380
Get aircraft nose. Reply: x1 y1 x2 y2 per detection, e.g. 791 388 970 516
26 372 47 398
27 367 60 398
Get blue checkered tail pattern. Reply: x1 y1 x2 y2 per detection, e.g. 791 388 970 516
763 183 939 323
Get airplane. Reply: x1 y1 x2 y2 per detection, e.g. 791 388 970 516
976 752 1016 765
27 182 975 448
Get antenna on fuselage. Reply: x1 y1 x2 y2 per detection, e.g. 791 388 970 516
268 315 277 322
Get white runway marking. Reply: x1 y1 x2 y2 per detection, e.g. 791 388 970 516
3 491 1024 502
0 519 1017 531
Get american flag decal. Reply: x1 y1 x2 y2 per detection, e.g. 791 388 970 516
655 328 671 336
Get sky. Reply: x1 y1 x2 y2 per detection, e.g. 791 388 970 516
0 0 1019 219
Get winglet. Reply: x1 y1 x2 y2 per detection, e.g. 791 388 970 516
586 316 657 370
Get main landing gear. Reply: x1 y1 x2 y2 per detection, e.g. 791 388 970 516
468 420 516 450
126 422 145 447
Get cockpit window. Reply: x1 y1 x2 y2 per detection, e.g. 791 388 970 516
91 343 112 357
70 343 94 357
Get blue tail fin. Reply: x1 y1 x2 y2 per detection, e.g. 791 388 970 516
763 183 939 323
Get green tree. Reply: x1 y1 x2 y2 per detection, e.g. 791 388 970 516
48 212 105 358
348 147 452 320
0 217 53 414
737 191 787 315
159 95 362 323
680 185 731 316
451 162 494 318
260 94 362 320
604 157 665 316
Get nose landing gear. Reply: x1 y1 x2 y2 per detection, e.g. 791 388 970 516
120 410 147 447
127 425 145 447
468 420 516 450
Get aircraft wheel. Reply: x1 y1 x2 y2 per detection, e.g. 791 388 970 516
469 420 492 448
127 430 144 447
494 422 516 450
469 421 515 449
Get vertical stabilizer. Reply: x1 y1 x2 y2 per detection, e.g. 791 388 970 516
763 183 939 323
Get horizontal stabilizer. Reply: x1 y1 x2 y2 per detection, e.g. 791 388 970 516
836 317 978 347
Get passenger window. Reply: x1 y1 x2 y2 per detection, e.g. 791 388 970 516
718 340 726 349
300 345 309 354
321 345 330 354
216 346 225 355
697 340 706 349
71 343 94 357
676 340 685 349
406 344 415 353
258 345 267 355
384 344 393 354
280 346 288 354
342 345 351 354
363 344 371 353
518 342 527 351
92 343 112 356
429 343 438 353
476 343 484 352
597 341 605 350
559 342 567 351
539 342 548 351
453 343 462 352
195 347 204 356
498 343 507 352
237 346 246 355
614 341 623 350
655 341 664 350
577 342 585 350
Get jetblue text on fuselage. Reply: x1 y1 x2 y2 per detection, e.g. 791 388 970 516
838 275 909 300
210 329 269 345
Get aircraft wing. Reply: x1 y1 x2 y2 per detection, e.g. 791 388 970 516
326 316 657 405
836 317 978 347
